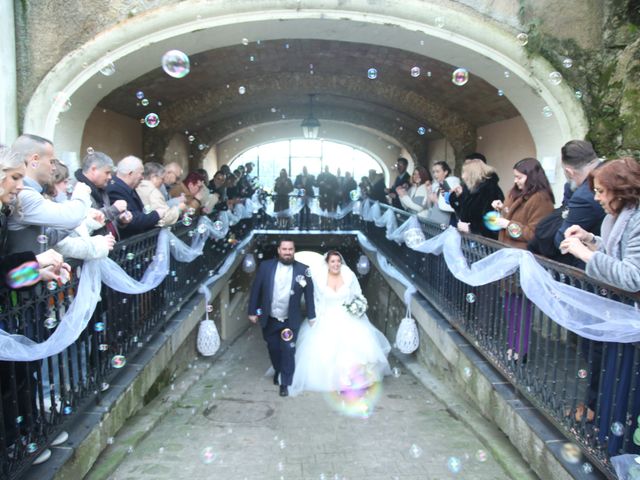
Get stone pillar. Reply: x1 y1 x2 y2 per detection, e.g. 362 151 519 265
0 1 17 144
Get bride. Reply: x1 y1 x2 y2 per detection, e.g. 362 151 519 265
289 250 391 396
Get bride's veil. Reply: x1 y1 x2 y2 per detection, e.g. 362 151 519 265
309 252 356 316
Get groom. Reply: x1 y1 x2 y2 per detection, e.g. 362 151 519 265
248 238 315 396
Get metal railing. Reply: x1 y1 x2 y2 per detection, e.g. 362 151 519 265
363 204 640 478
1 201 638 479
0 215 253 480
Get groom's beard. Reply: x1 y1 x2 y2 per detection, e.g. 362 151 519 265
278 256 294 265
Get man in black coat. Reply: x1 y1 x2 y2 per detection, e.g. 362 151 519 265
107 156 166 238
74 151 130 239
293 166 316 228
248 239 316 396
386 157 411 209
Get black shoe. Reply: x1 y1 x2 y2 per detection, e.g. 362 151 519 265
279 385 288 397
273 372 279 385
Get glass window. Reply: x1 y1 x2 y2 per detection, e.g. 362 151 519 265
229 140 384 189
290 139 321 158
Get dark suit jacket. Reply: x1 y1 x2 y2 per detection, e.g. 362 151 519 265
554 181 606 248
107 176 160 238
390 171 411 208
248 259 316 331
369 177 388 204
293 174 316 197
450 173 504 240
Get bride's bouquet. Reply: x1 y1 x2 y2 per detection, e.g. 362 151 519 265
344 293 368 317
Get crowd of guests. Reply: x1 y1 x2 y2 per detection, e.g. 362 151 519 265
0 133 639 463
0 135 261 464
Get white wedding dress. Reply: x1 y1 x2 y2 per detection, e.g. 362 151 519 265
289 263 391 396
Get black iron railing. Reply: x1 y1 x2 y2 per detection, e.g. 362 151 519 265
364 204 640 478
0 215 253 480
1 201 637 479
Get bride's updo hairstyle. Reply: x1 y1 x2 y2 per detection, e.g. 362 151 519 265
324 250 344 263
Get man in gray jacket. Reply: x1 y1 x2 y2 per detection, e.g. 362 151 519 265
6 134 91 254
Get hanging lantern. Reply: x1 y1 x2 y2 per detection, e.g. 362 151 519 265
242 253 257 273
356 255 370 275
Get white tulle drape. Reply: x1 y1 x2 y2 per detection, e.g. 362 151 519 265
0 215 238 361
359 201 640 343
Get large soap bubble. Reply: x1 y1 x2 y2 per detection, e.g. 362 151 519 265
161 50 191 79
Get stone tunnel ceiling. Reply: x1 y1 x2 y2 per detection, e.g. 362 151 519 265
99 39 521 157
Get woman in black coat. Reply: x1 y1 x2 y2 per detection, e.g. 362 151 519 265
450 160 504 240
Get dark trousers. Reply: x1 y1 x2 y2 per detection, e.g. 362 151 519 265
262 317 297 386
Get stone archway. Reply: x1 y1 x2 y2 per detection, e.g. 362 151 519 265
22 0 587 185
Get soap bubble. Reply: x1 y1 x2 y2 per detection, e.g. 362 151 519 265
507 223 523 238
542 106 553 118
95 322 105 332
349 190 360 201
99 61 116 76
409 444 423 458
280 328 294 342
367 68 378 80
44 317 58 329
560 443 581 464
241 38 249 46
111 355 126 368
200 446 217 464
26 443 38 453
611 421 625 436
198 144 206 151
182 216 192 226
392 367 401 378
403 228 425 248
581 463 593 474
161 50 190 78
141 98 149 106
483 211 502 231
497 89 504 96
475 449 487 462
410 66 421 77
575 90 583 100
213 220 224 231
577 369 588 379
447 456 462 473
144 113 160 128
504 70 511 78
516 32 529 46
452 68 469 86
463 367 472 379
238 86 246 95
562 58 573 69
466 293 476 303
548 71 563 85
47 281 57 291
63 405 73 415
99 344 109 351
136 91 145 100
417 127 426 135
197 224 207 234
126 252 135 260
37 234 48 245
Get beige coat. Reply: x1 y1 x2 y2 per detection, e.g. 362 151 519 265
498 190 554 249
136 180 181 226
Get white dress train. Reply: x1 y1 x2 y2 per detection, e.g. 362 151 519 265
289 264 391 396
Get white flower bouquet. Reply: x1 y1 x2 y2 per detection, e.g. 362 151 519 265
343 293 368 317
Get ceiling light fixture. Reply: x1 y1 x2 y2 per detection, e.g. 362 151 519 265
300 94 320 139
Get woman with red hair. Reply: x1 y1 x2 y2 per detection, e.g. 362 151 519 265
397 166 432 217
169 171 205 214
560 157 640 454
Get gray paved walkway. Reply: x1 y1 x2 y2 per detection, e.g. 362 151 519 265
89 326 536 480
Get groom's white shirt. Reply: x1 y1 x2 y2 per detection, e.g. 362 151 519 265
271 261 293 320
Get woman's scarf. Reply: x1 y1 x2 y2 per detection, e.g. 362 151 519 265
601 206 638 259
